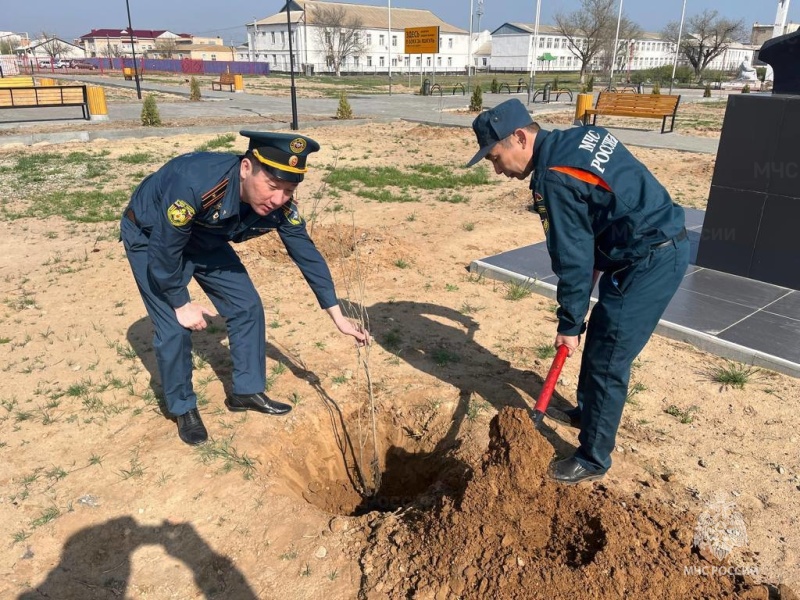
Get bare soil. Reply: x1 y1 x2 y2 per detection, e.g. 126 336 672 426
1 120 798 600
359 407 773 599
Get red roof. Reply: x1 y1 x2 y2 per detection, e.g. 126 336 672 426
80 29 168 40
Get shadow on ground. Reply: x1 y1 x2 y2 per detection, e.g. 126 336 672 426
365 300 575 459
18 517 256 599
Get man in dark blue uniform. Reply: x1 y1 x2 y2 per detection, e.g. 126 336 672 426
121 131 369 445
467 99 689 484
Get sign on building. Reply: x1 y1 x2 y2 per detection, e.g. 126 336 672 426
404 26 440 54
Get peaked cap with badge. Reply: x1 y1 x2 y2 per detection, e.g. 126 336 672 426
121 131 340 439
466 99 534 167
240 130 320 183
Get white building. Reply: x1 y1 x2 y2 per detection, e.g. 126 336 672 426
248 0 470 75
15 36 86 64
704 42 759 71
471 31 492 71
625 33 677 72
490 23 678 74
489 21 757 76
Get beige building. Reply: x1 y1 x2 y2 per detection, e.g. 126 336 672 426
751 21 800 46
78 29 180 58
182 36 226 46
172 44 235 61
78 29 238 61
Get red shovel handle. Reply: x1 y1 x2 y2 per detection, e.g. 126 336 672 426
532 344 570 426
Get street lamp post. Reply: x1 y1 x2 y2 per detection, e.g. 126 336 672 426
124 0 142 99
467 0 474 93
527 0 542 104
669 0 687 95
608 0 624 89
285 0 298 130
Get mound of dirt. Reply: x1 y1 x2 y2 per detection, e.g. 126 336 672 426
358 407 778 599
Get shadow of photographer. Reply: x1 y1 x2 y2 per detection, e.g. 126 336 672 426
18 517 257 599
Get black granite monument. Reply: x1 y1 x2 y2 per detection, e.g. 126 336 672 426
696 30 800 290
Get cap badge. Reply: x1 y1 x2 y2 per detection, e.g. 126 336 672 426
289 138 307 154
288 155 299 167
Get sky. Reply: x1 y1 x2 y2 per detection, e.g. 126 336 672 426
4 0 799 45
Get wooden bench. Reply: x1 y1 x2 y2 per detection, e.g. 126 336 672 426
0 76 36 88
211 73 236 92
0 85 89 120
583 92 681 133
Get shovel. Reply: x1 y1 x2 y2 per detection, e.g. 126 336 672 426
532 344 570 429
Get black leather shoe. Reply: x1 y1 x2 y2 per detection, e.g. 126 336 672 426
546 406 582 429
225 392 292 415
548 457 605 485
176 408 208 446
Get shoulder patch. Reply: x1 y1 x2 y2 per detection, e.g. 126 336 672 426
282 200 303 226
167 200 195 227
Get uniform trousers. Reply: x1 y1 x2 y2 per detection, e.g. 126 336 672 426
574 236 690 472
121 217 266 417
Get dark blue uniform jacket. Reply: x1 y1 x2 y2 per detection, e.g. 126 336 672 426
530 127 685 336
126 152 337 310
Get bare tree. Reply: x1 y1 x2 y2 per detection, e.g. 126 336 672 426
599 17 642 78
100 43 123 58
663 10 745 79
554 0 617 83
154 38 178 59
38 32 70 61
98 38 123 69
0 37 20 55
309 4 366 76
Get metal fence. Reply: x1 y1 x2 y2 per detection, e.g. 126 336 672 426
120 58 271 76
18 57 270 76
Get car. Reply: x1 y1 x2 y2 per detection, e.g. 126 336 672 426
38 58 52 68
53 60 68 69
69 60 98 70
